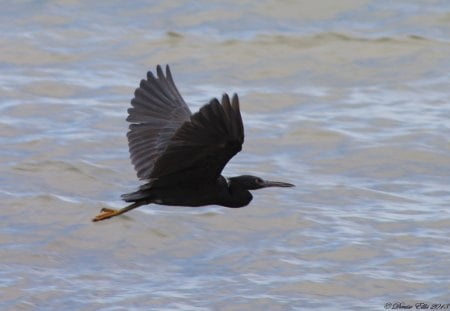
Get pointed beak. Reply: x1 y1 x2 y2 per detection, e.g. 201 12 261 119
261 180 295 188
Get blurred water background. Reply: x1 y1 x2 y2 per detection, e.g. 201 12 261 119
1 1 450 310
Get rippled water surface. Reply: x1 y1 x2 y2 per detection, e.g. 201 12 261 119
1 1 450 310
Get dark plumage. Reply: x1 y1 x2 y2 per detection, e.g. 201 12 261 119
93 65 294 222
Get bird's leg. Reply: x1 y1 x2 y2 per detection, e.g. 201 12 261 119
92 201 143 222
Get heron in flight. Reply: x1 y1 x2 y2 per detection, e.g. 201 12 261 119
93 65 294 221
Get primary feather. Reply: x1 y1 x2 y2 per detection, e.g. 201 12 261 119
127 65 191 180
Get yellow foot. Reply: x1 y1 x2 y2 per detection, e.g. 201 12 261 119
92 208 120 222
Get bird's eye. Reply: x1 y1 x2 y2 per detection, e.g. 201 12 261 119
255 178 263 184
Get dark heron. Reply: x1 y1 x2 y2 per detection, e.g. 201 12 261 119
93 65 294 222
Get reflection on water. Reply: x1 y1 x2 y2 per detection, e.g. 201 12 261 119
1 1 450 310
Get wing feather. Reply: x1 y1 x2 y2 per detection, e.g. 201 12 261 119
127 65 244 185
150 93 244 185
127 65 191 180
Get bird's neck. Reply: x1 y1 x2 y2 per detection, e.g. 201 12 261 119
220 177 253 208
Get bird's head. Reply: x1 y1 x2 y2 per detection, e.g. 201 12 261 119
228 175 294 190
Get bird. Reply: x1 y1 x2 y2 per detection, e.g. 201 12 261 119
93 65 294 222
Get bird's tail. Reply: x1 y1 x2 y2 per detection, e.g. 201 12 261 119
121 187 154 203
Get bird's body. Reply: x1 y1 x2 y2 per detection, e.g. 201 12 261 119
93 65 293 222
122 176 252 208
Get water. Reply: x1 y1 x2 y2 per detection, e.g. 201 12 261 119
1 1 450 310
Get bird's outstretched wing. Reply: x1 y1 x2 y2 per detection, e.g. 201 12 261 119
127 65 191 180
150 93 244 185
